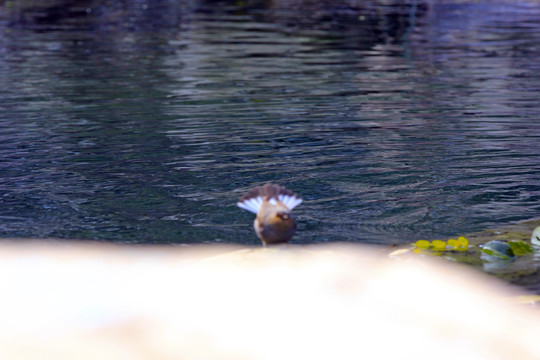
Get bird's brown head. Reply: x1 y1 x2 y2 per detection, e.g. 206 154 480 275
261 203 295 229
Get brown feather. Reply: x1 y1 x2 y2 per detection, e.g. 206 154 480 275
239 183 297 202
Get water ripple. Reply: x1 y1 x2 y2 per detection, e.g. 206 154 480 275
0 1 539 245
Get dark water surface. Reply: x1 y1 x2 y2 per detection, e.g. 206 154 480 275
0 0 539 246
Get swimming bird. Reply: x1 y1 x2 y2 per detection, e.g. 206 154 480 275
531 226 540 246
237 183 302 246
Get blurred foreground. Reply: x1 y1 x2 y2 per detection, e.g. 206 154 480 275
0 241 539 359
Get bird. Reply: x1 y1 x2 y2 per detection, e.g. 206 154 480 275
237 183 302 246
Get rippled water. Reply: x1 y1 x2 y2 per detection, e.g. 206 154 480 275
0 0 539 246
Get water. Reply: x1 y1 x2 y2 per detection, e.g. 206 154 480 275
0 0 539 246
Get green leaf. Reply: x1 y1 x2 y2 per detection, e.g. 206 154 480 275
508 241 534 256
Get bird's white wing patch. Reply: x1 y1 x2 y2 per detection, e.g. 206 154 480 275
278 194 303 210
237 196 264 213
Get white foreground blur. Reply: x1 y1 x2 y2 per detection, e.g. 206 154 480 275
0 241 538 359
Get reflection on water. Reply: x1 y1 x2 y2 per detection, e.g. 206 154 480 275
0 0 539 248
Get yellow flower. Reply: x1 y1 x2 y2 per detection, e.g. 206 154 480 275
457 236 469 247
432 240 447 250
447 239 459 248
416 240 431 249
